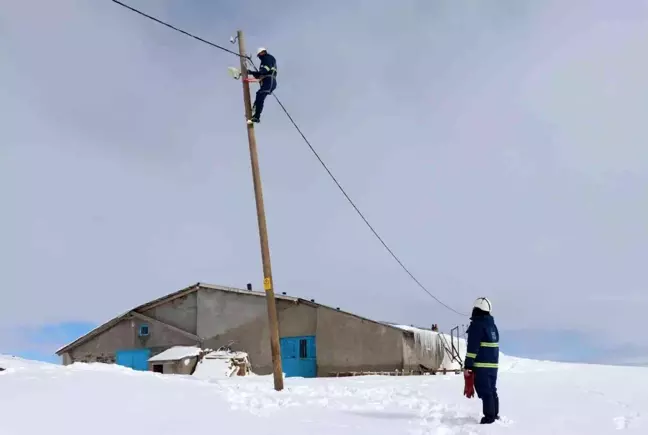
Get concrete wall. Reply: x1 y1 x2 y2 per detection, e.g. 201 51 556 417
401 333 418 372
142 292 197 335
197 288 267 339
315 307 406 376
279 302 317 337
149 357 197 375
61 352 72 365
68 317 198 364
201 289 316 375
63 287 411 377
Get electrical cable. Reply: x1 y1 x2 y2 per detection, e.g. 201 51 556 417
270 94 468 317
111 0 248 59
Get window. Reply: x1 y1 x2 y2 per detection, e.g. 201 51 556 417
138 324 149 337
152 364 163 373
299 339 308 359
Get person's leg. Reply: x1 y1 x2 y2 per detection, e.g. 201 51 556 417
474 369 496 423
251 78 276 122
251 89 267 121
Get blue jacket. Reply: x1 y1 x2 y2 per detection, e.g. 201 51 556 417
250 53 277 85
464 314 499 370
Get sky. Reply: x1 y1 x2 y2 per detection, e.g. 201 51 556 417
1 0 647 365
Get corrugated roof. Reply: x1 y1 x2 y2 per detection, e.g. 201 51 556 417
56 282 406 355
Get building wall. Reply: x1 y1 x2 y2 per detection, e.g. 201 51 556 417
67 317 198 364
149 357 197 375
61 352 72 365
201 294 316 375
401 333 418 372
315 307 406 376
142 292 197 335
197 288 268 339
62 287 412 377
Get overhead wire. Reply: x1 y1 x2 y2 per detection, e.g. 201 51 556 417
110 0 469 318
111 0 247 59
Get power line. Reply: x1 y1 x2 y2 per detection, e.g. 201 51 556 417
111 0 247 59
110 1 468 318
271 95 468 317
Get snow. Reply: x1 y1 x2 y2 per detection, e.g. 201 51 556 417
2 353 648 434
193 349 254 379
148 345 201 362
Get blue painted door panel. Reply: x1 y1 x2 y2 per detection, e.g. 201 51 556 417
280 336 317 378
115 349 151 371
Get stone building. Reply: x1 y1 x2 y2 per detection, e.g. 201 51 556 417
56 282 449 377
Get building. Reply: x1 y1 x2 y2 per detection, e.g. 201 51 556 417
147 345 202 374
56 282 451 377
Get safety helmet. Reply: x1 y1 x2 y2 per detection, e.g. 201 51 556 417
256 47 267 56
473 297 492 313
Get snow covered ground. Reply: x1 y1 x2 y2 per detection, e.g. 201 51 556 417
1 353 647 434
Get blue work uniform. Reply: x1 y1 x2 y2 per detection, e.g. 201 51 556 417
249 52 277 122
464 313 500 422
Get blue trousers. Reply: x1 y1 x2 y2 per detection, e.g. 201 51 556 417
474 368 499 420
252 77 277 120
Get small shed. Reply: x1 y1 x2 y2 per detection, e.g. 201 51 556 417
148 346 202 374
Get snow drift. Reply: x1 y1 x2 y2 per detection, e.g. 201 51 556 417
3 352 647 434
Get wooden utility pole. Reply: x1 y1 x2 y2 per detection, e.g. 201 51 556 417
236 30 284 392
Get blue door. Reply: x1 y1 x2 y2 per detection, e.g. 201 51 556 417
115 349 151 371
280 336 317 378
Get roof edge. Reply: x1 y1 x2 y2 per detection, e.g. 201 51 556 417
55 282 202 356
55 311 132 355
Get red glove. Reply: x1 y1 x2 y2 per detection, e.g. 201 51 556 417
463 370 475 398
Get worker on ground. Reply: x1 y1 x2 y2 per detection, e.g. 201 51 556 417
464 297 500 424
247 47 277 124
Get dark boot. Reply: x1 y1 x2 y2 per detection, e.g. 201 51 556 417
480 416 496 424
481 394 498 422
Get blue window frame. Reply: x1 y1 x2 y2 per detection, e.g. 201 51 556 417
138 324 149 337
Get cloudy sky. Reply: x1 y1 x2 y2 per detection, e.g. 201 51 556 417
2 0 647 365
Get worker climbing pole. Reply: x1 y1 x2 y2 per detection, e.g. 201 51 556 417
228 46 278 124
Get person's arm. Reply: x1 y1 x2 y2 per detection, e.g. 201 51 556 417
251 55 276 78
464 322 481 370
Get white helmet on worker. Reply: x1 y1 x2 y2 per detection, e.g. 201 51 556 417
473 297 492 313
256 47 267 56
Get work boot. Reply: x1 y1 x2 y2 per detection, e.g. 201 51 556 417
480 416 496 424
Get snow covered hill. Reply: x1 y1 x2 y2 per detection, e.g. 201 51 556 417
1 353 647 434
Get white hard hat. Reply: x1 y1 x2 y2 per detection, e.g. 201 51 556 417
473 297 492 312
256 47 267 56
